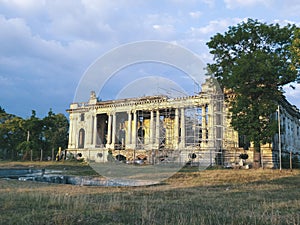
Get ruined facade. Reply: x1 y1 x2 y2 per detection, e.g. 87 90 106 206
67 79 300 168
271 98 300 168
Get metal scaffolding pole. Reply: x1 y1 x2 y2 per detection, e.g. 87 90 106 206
277 105 282 171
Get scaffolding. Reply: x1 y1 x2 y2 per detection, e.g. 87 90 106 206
119 90 226 166
89 78 228 166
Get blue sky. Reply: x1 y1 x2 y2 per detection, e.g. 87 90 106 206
0 0 300 118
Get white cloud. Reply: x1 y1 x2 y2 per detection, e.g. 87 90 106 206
0 15 35 56
189 11 203 19
138 13 180 40
43 1 117 42
0 0 46 12
0 0 299 115
189 17 246 35
224 0 271 9
273 19 300 27
152 24 175 37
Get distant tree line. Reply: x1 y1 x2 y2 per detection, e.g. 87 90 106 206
0 106 69 161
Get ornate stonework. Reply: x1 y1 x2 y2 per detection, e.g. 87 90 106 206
67 79 300 168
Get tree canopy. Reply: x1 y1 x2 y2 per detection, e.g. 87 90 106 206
0 108 69 160
207 19 300 158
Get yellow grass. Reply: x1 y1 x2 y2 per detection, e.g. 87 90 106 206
0 161 299 225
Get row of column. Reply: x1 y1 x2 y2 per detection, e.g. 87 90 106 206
93 105 209 150
104 110 163 148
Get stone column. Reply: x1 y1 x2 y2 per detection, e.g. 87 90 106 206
180 108 185 148
107 113 112 145
111 112 116 148
202 105 207 147
68 114 74 148
207 102 214 148
132 111 137 148
93 115 98 146
155 110 160 147
90 116 94 145
126 111 132 146
149 110 154 145
84 114 91 147
174 108 179 149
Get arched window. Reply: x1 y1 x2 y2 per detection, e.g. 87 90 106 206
78 128 85 148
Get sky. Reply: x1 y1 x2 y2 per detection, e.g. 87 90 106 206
0 0 300 118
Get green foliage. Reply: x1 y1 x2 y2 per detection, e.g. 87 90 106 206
0 107 69 160
0 109 25 159
18 111 44 160
207 19 300 152
42 109 69 158
291 28 300 77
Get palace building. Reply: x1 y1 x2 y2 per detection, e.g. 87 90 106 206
66 78 300 168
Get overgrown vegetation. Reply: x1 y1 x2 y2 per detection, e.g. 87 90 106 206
0 107 69 161
207 19 300 165
0 162 299 225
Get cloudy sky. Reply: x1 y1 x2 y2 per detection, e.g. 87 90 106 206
1 0 300 118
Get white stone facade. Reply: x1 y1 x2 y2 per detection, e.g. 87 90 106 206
67 79 300 168
271 98 300 168
67 79 224 164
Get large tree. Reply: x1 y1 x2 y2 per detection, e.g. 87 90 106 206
19 110 69 160
42 109 69 159
0 107 25 159
0 107 69 161
207 19 300 166
17 110 44 160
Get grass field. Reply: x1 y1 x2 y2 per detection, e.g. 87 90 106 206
0 161 299 225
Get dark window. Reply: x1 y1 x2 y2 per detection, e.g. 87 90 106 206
216 127 222 139
238 134 249 150
216 114 221 125
80 113 85 121
216 102 221 112
78 128 85 148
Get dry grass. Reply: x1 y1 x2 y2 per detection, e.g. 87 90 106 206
0 161 299 225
